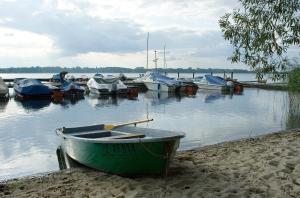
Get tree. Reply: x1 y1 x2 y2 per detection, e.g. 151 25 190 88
219 0 300 80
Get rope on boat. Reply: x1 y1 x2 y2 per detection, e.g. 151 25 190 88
138 139 172 160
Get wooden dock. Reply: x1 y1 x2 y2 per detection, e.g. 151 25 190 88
241 81 288 90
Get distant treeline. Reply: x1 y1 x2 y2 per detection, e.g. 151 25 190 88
0 66 252 73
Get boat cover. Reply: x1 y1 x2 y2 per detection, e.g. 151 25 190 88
52 73 61 82
62 81 84 92
205 75 227 85
93 74 120 84
150 72 179 86
14 79 52 95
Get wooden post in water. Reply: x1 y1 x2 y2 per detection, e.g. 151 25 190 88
192 72 195 79
165 71 167 76
224 71 226 78
210 72 213 76
177 72 180 78
231 72 233 79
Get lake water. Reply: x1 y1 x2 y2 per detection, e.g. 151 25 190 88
0 73 299 180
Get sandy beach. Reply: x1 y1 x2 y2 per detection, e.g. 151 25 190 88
1 128 300 198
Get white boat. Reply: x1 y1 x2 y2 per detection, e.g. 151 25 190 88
87 74 128 95
136 71 179 92
0 77 9 99
135 34 180 92
133 49 179 92
193 75 233 92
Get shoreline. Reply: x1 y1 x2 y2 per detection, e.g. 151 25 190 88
1 128 300 197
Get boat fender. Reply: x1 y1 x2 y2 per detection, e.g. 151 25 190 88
234 85 242 92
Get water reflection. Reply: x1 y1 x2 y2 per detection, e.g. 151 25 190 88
53 97 84 109
145 91 178 105
87 93 125 108
0 100 8 113
144 90 197 106
14 99 51 111
198 90 226 103
286 92 300 129
56 146 82 170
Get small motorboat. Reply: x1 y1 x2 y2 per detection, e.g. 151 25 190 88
14 78 52 100
193 75 234 92
0 77 9 99
62 81 85 98
136 71 180 92
87 74 128 95
51 72 85 98
56 119 185 175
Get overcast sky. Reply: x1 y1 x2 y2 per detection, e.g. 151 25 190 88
0 0 264 69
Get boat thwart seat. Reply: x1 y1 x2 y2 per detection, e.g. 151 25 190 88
102 132 145 140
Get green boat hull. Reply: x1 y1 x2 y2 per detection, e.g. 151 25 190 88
63 138 180 175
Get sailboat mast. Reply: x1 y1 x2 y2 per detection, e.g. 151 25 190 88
146 32 149 70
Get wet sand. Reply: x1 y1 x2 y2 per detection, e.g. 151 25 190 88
1 128 300 197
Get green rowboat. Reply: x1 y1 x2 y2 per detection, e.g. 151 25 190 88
56 122 185 175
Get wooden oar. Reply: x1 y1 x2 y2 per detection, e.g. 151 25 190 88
104 118 154 130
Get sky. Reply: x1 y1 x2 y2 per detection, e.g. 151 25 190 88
0 0 295 69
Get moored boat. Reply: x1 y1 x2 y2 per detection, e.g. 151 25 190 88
137 71 180 92
0 77 9 99
62 81 85 98
14 78 52 100
193 75 234 92
87 74 128 95
56 119 185 175
51 72 85 98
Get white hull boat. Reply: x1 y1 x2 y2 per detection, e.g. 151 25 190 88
193 75 233 92
87 74 128 95
135 71 179 92
143 81 175 92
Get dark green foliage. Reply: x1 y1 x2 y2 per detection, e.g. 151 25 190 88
219 0 300 80
288 68 300 91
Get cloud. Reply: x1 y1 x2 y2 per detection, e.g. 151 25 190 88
0 0 233 56
0 0 247 68
0 1 146 55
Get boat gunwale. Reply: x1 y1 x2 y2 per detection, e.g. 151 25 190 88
56 125 185 144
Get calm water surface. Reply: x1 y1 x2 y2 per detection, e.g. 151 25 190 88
0 75 298 180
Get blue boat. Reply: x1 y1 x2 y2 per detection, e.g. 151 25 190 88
193 75 234 91
14 78 52 100
205 75 232 86
62 81 85 98
51 72 85 98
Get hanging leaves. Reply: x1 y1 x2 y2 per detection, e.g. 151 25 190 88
219 0 300 80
